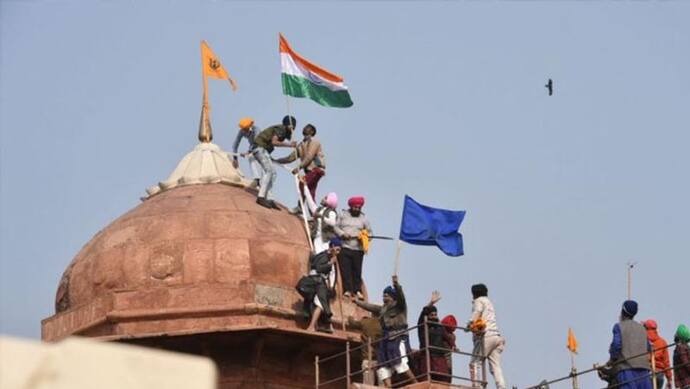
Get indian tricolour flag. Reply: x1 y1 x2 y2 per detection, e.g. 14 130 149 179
279 34 353 108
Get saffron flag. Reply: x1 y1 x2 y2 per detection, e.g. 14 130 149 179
567 328 578 354
201 40 237 90
399 195 465 257
279 34 353 108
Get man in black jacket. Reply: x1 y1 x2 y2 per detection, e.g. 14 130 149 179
418 291 451 382
296 238 341 333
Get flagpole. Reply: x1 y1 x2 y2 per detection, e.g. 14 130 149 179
284 89 311 252
292 173 314 252
626 261 636 299
393 239 402 276
280 35 311 254
333 255 346 332
199 41 212 143
570 351 579 389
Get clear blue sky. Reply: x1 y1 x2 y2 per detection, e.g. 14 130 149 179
1 1 688 388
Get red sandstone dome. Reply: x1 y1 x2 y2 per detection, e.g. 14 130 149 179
41 143 367 388
43 183 330 341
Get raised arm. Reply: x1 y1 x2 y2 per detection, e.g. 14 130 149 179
302 188 318 215
392 275 406 310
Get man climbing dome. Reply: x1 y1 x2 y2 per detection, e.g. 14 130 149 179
417 290 452 382
466 283 506 389
335 196 372 299
250 115 297 209
607 300 652 389
272 123 326 213
295 238 341 333
303 191 339 254
230 117 262 188
673 324 690 389
643 319 673 389
353 275 417 388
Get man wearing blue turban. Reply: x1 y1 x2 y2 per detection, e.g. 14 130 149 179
354 275 417 387
607 300 652 389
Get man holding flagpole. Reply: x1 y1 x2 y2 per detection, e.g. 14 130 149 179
353 275 416 387
273 123 327 214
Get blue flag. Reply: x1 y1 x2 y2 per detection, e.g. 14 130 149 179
399 195 466 257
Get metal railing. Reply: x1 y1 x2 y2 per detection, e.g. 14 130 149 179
524 341 687 389
314 317 490 388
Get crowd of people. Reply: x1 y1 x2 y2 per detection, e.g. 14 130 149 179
229 115 689 389
229 114 507 387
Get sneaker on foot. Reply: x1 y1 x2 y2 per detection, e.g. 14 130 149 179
356 291 365 300
256 197 272 209
268 200 281 210
343 291 352 298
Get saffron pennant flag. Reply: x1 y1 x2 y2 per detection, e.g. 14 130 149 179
399 195 466 257
567 328 578 354
279 34 353 108
201 40 237 91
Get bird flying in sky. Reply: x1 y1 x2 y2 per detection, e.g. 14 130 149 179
545 78 553 96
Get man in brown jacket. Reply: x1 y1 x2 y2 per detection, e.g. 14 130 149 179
273 124 326 211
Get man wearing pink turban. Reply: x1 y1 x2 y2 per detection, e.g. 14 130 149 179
335 196 373 299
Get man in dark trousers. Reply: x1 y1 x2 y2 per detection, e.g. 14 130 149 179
296 238 341 333
354 275 416 388
334 196 372 299
607 300 652 389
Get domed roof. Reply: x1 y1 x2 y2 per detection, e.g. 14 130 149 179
145 142 251 197
42 184 318 340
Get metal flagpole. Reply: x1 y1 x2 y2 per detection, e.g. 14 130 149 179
333 255 346 332
279 37 310 251
393 239 402 276
627 261 636 299
570 351 579 389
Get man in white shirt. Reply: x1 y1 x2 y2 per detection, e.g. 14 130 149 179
466 283 506 389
